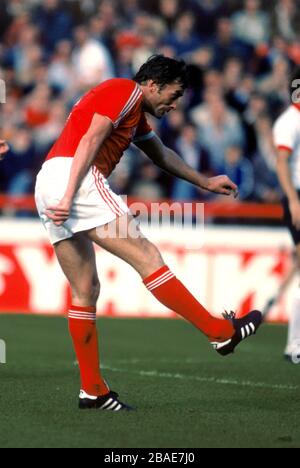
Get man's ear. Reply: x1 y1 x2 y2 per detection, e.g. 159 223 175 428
148 80 159 94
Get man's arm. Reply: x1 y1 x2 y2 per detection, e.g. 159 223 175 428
276 148 300 229
45 114 113 226
135 134 238 196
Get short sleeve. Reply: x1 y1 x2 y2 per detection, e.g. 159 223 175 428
133 113 155 143
93 80 143 129
273 114 297 152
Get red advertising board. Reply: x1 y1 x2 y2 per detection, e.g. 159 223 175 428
0 221 294 321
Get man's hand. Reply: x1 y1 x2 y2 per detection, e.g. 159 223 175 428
206 175 239 198
0 140 9 160
289 200 300 230
44 197 73 226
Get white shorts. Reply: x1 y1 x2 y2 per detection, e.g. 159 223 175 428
35 157 130 245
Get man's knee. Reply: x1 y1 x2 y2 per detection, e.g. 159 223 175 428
139 237 159 257
91 278 101 301
72 276 101 305
137 238 165 274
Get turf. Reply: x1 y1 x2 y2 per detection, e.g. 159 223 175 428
0 315 299 448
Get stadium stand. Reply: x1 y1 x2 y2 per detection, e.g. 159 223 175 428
1 0 300 213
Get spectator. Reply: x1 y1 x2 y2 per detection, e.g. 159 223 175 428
160 109 186 150
23 84 51 129
114 31 143 78
129 10 151 36
33 0 74 53
222 57 244 94
219 145 254 200
108 152 132 195
211 17 253 68
191 91 245 171
130 161 166 200
48 40 77 95
185 47 215 107
33 99 68 155
266 35 290 67
0 0 12 42
258 57 291 115
96 0 122 34
242 92 269 155
4 0 31 17
0 0 299 210
193 0 229 39
88 15 115 51
0 96 23 129
164 11 203 56
72 24 115 88
133 10 166 38
1 126 37 196
3 12 33 64
232 0 270 47
226 74 256 114
201 68 224 95
5 24 43 87
119 0 142 24
132 30 161 74
158 0 181 31
270 0 300 42
172 123 212 201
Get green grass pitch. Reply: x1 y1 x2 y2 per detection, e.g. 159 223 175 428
0 315 299 448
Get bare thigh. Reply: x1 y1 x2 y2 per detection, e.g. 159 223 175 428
85 214 165 279
54 233 100 307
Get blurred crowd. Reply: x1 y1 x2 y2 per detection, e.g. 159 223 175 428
1 0 300 205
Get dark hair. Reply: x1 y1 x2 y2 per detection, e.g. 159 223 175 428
134 55 189 90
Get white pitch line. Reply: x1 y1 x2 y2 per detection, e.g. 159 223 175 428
102 364 298 391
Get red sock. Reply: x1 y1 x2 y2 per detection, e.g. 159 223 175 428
143 266 234 341
68 305 109 397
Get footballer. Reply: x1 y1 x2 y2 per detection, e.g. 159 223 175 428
34 55 262 411
274 67 300 363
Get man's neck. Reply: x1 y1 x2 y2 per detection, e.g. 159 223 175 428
139 84 152 114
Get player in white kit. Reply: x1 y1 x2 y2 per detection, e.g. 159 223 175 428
274 68 300 362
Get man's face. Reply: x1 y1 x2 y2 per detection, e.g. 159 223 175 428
144 81 185 118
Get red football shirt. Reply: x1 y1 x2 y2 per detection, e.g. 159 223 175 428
46 78 154 178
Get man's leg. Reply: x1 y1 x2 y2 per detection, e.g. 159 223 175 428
86 214 234 341
54 234 109 396
286 244 300 359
